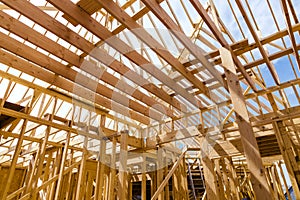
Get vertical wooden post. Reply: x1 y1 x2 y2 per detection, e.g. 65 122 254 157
108 136 117 200
171 152 178 200
264 167 275 199
128 174 133 200
54 130 71 200
273 120 300 197
48 147 63 200
65 149 74 200
201 156 219 200
164 156 170 200
157 148 164 200
225 157 240 200
272 164 285 199
180 156 189 200
23 142 42 197
276 162 292 200
43 152 53 197
75 135 88 200
215 159 225 200
95 138 106 199
142 155 147 200
118 130 128 200
220 158 231 199
220 47 272 199
1 119 28 200
32 98 57 200
151 171 157 197
95 115 107 200
270 166 278 199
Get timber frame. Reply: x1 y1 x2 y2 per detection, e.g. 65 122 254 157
0 0 300 199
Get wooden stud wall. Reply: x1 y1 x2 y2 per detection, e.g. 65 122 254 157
0 0 300 199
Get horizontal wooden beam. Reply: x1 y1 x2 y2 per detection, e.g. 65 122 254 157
94 0 204 107
0 69 139 128
0 0 183 114
0 48 150 124
45 0 193 110
189 0 257 91
146 126 201 147
0 10 176 119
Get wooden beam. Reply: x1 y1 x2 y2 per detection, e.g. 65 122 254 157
45 0 196 110
280 0 300 71
0 10 176 119
200 156 219 200
75 135 88 200
276 161 293 200
0 49 149 124
0 32 164 122
214 159 225 200
146 126 200 147
157 148 164 200
140 0 226 91
141 154 147 200
54 130 71 200
94 0 205 107
95 139 106 199
272 121 300 197
235 0 280 85
0 0 183 115
118 130 128 200
0 67 139 128
189 0 257 91
108 136 117 200
219 47 272 199
151 148 186 200
1 119 28 200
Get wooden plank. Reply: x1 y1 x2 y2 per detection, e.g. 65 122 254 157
0 49 149 125
146 126 200 147
95 115 107 200
151 148 186 200
157 148 164 200
188 0 256 91
118 131 128 200
214 159 225 200
48 147 63 200
108 136 117 200
54 131 71 200
75 136 88 200
277 162 292 200
220 158 231 199
44 0 193 110
235 0 280 85
140 0 226 90
201 156 219 200
92 0 205 107
225 157 239 200
142 155 147 200
0 32 164 122
180 157 189 200
219 47 272 199
280 0 300 71
172 153 178 200
164 158 170 200
0 10 176 120
272 121 300 197
1 119 28 200
273 164 285 199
